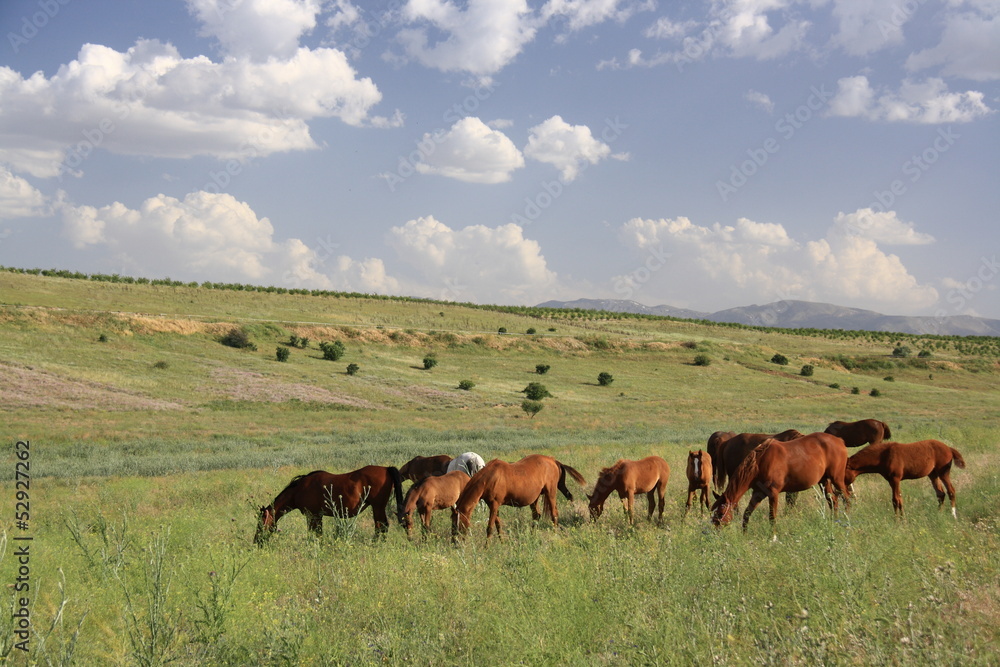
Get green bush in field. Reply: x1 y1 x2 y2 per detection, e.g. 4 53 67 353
422 354 438 370
870 388 882 397
597 372 614 386
221 327 256 351
320 341 346 361
771 353 789 365
851 386 861 394
526 328 536 335
535 364 551 375
693 354 711 366
521 382 551 400
892 345 911 357
458 379 475 390
346 363 360 375
521 399 544 418
275 347 290 362
800 364 814 377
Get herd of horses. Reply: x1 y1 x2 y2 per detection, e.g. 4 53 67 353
253 418 967 544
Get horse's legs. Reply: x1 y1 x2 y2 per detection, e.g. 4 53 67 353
685 487 694 516
529 499 542 522
655 487 665 524
645 490 656 522
940 469 958 519
420 506 433 532
741 489 767 533
701 485 711 512
547 488 559 526
889 476 904 516
305 512 323 537
785 491 798 509
623 490 635 525
485 503 500 542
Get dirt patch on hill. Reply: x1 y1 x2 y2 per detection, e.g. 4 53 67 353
0 361 185 411
207 367 376 409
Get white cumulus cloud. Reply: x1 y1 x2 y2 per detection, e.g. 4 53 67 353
187 0 323 60
828 75 992 123
0 166 48 219
414 117 525 184
907 3 1000 81
523 115 612 182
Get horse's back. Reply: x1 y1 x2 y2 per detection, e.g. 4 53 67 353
885 440 960 478
771 433 846 490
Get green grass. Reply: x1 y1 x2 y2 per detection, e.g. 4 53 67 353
1 271 998 665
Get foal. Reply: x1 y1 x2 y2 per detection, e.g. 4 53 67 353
685 450 712 515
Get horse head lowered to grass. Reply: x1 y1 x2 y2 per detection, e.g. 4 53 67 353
255 466 404 544
588 456 670 525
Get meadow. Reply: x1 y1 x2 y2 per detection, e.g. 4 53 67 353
1 270 998 665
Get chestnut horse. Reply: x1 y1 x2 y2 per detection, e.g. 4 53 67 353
588 456 671 524
254 466 404 544
706 431 736 490
824 419 891 448
399 454 452 482
452 454 586 542
685 450 713 515
399 470 470 538
711 432 849 537
845 440 966 518
713 429 804 490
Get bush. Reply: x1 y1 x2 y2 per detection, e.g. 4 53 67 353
289 335 309 349
883 376 895 382
693 354 711 366
771 354 789 365
892 346 911 358
829 383 840 389
346 363 360 375
535 364 551 375
526 328 536 335
851 387 861 395
458 379 475 390
221 327 256 350
320 341 346 361
275 347 290 362
597 372 614 386
521 399 544 419
870 388 882 397
521 382 552 400
918 350 932 358
98 333 108 343
152 360 169 370
422 355 438 370
800 364 814 377
497 327 507 334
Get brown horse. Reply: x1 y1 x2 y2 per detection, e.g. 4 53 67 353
845 440 966 518
824 419 891 447
588 456 671 525
685 450 713 515
399 470 470 538
711 432 849 537
706 431 736 490
399 454 452 482
254 466 404 544
714 429 804 491
452 454 586 542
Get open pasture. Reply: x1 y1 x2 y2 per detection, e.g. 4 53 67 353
1 272 999 664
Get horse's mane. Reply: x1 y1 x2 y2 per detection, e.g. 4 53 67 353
729 440 774 497
282 470 324 493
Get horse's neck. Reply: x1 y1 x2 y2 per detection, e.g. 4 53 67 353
591 474 616 503
456 477 486 513
848 447 882 471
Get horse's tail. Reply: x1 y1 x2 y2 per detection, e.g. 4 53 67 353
881 421 892 441
557 463 587 501
950 448 966 469
387 466 405 521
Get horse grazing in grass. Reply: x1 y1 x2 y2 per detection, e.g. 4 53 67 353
685 450 713 515
399 454 451 482
399 470 470 539
714 429 804 491
452 454 586 542
706 431 736 489
588 456 671 525
845 440 966 518
254 466 404 544
711 432 849 538
824 419 891 448
447 451 486 477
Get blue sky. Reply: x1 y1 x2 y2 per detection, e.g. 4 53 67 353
1 0 998 318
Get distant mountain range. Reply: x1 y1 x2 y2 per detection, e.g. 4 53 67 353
535 298 1000 337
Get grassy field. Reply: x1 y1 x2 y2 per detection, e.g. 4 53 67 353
1 271 998 665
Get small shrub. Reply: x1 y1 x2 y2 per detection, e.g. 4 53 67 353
883 375 895 382
548 327 556 332
535 364 551 375
829 383 841 389
320 341 346 361
289 334 300 348
693 354 711 367
297 337 309 349
522 382 552 400
422 354 438 370
892 346 911 358
98 333 109 343
771 354 789 365
526 328 536 335
221 327 256 351
521 399 544 419
497 327 507 334
597 372 614 386
870 388 881 397
800 364 814 377
458 379 475 390
152 360 169 370
275 347 290 362
918 349 932 358
346 363 360 376
681 341 698 349
851 387 860 395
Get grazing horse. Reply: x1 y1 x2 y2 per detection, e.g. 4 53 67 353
447 451 487 477
824 419 891 448
685 450 713 515
711 432 849 538
254 466 404 544
706 431 736 490
399 470 470 538
845 440 966 518
452 454 586 542
399 454 452 482
588 456 671 525
715 429 804 491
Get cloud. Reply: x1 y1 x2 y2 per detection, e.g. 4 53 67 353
414 117 525 184
828 75 992 123
386 215 558 303
0 39 383 178
615 209 938 313
187 0 322 60
643 16 697 39
542 0 653 32
745 89 774 112
906 4 1000 81
828 0 908 56
523 115 612 182
0 166 48 219
396 0 540 77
